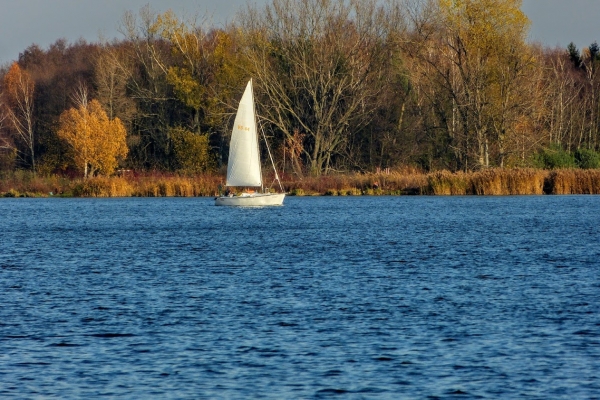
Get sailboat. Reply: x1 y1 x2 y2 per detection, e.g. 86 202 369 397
215 79 286 206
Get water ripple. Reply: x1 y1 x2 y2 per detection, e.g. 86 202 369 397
0 196 599 398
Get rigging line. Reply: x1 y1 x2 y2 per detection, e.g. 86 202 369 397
254 80 285 193
259 122 284 193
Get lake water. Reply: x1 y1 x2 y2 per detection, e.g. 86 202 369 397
1 196 599 398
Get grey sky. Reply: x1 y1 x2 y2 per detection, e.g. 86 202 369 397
0 0 598 66
0 0 250 65
522 0 600 50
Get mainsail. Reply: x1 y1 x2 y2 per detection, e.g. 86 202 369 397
226 80 262 187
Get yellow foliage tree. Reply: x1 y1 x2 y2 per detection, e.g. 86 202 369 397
152 11 245 132
441 0 533 168
408 0 533 169
57 99 128 178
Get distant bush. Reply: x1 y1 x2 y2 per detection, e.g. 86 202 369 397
170 128 214 173
574 148 600 169
0 171 68 197
534 144 576 169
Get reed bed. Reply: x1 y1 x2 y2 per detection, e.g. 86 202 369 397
130 174 220 197
282 168 429 196
3 168 600 197
470 168 547 195
71 177 134 197
0 171 70 197
427 170 472 195
545 169 600 194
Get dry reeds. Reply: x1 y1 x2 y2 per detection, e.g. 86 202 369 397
426 168 547 195
3 168 600 197
71 177 134 197
470 168 546 195
427 170 471 195
0 171 70 197
545 169 600 194
283 167 429 196
129 174 221 197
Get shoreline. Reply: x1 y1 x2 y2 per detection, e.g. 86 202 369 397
2 168 600 198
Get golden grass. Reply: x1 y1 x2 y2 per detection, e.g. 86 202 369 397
71 177 134 197
546 169 600 194
427 170 471 195
282 167 429 196
424 168 548 195
129 174 221 197
3 168 600 197
0 171 70 197
470 168 546 195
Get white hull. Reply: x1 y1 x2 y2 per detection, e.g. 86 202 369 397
215 192 285 207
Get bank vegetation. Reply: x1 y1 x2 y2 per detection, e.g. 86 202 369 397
2 0 600 195
3 168 600 197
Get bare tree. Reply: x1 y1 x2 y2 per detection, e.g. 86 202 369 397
0 102 13 150
542 50 583 149
239 0 406 175
2 62 36 172
95 46 137 125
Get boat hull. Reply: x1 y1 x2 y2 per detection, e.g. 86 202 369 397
215 193 286 207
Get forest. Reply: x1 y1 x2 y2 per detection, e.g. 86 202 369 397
1 0 600 189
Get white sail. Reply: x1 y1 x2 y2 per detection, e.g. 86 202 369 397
226 80 262 187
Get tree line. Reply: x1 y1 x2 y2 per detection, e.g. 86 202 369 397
1 0 599 179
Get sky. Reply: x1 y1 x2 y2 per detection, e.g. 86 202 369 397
522 0 600 50
0 0 598 66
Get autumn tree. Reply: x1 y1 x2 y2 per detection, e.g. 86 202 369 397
1 62 36 172
16 40 101 174
9 0 600 174
150 11 248 167
543 49 581 148
153 12 243 131
579 42 600 150
537 41 600 159
57 88 128 178
406 0 532 170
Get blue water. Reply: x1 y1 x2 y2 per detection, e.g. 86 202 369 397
1 196 599 398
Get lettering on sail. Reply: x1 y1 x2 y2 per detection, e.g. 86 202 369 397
237 125 251 131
